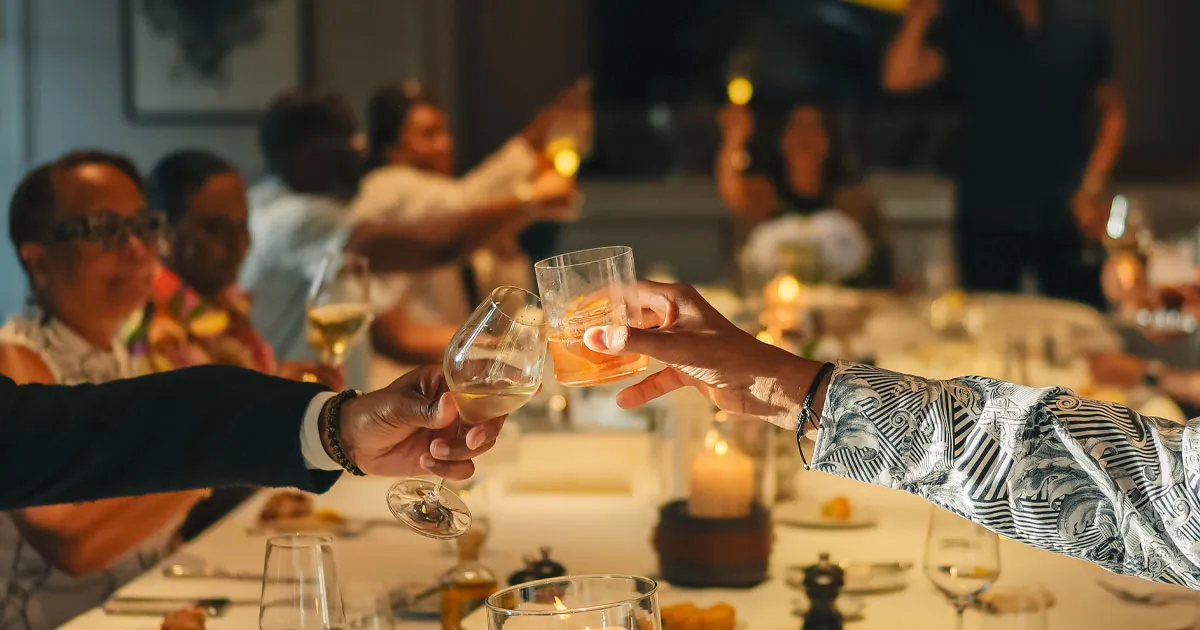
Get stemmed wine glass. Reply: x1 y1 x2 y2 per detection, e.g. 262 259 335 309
388 286 548 539
306 252 373 370
923 507 1001 630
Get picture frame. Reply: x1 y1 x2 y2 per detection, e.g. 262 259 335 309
121 0 315 124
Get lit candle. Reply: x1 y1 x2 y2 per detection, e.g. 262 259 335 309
727 76 753 106
688 438 754 518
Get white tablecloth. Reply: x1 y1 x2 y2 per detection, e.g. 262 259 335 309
62 462 1200 630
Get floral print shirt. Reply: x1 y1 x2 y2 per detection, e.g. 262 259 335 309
813 361 1200 588
127 266 275 374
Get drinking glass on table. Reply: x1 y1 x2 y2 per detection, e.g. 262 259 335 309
534 246 648 387
923 507 1000 630
486 575 662 630
259 534 345 630
306 252 373 371
388 286 548 539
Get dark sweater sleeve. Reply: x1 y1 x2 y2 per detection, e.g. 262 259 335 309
0 365 341 510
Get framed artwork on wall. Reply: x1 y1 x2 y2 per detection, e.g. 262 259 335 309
121 0 314 124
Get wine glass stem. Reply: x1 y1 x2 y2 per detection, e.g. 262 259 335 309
954 602 968 630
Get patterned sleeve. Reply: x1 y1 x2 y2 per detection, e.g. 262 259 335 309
811 361 1200 588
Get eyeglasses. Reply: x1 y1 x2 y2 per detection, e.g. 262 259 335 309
47 210 169 251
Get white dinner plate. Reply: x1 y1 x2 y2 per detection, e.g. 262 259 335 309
774 500 877 530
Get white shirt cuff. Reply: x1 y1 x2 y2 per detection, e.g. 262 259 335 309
301 392 342 471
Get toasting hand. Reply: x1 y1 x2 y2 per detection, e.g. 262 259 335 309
581 281 827 429
333 365 505 480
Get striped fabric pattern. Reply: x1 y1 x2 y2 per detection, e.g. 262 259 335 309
811 361 1200 588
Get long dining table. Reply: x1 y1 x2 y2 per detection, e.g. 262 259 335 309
62 451 1200 630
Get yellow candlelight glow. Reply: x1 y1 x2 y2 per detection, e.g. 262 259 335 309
755 330 776 346
777 275 802 303
714 440 729 456
727 77 753 105
553 147 581 177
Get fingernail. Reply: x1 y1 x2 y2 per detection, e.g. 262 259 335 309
420 455 437 469
467 429 483 450
431 441 451 458
597 326 626 350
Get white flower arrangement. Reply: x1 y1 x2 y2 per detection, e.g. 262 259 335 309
740 210 871 282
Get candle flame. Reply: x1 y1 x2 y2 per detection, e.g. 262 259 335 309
727 77 753 105
715 440 729 456
553 148 581 177
755 330 775 346
553 597 568 611
714 410 728 424
776 275 801 303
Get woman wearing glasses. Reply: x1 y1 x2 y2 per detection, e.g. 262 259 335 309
0 151 209 630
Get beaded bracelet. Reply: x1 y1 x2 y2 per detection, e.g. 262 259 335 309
322 389 365 476
795 362 835 470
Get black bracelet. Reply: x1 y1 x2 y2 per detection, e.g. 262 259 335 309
322 389 365 477
795 362 836 470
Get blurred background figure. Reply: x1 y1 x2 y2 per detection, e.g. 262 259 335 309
882 0 1125 308
0 152 207 630
355 80 581 364
135 149 338 387
716 99 892 286
239 89 556 387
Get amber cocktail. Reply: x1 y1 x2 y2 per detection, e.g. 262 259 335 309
535 247 648 387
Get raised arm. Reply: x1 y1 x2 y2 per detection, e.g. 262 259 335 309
881 0 946 93
0 366 335 510
582 281 1200 588
715 105 777 223
813 362 1200 588
346 171 572 273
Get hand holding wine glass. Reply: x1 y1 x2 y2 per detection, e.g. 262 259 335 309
388 286 548 539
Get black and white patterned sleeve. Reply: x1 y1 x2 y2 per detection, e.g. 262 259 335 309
810 361 1200 588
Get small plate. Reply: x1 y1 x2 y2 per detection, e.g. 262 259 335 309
792 595 865 622
774 501 877 530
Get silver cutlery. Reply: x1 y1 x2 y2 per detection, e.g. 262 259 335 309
162 563 263 581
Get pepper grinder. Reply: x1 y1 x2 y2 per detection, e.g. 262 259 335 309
802 553 844 630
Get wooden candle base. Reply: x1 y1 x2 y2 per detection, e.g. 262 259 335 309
653 500 772 588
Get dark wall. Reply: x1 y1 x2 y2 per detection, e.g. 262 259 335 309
1109 0 1200 179
453 0 590 170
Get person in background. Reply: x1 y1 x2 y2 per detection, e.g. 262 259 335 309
1090 352 1200 409
882 0 1125 309
135 149 338 386
716 100 892 287
355 81 581 364
239 90 569 385
0 152 208 630
583 280 1200 588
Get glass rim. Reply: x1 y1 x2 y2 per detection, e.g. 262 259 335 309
265 533 335 549
485 574 658 617
534 246 633 271
485 286 543 327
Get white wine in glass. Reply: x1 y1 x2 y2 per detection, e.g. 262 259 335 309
306 253 373 368
388 286 548 539
923 507 1001 630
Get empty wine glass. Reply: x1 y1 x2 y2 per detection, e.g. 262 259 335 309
923 507 1000 630
388 286 548 539
259 534 345 630
306 252 373 369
